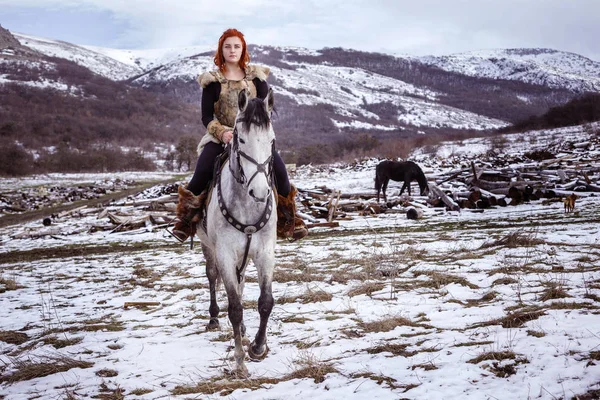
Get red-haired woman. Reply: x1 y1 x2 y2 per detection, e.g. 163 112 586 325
173 28 307 242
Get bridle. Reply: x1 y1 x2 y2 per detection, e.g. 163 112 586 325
216 124 276 284
229 126 275 190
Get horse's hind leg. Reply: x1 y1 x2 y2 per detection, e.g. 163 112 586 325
400 180 409 196
237 275 250 345
203 244 220 331
248 253 274 361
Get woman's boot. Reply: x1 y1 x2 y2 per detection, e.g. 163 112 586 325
277 185 308 241
172 186 206 242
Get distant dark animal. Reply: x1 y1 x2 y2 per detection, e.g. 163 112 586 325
375 160 429 202
564 193 578 213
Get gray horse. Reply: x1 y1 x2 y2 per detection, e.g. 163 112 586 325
198 88 277 377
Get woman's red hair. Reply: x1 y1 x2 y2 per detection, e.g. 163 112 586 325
214 28 250 73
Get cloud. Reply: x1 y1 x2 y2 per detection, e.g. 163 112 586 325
1 0 599 60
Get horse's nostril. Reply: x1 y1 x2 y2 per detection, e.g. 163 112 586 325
249 189 255 197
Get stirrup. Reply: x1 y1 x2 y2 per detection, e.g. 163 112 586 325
165 218 194 249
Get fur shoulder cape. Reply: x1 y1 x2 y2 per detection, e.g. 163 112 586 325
197 64 270 88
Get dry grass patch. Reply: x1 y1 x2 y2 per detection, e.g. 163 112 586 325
358 316 433 333
584 293 600 302
0 330 29 345
366 342 416 357
351 372 419 392
0 355 94 384
488 265 549 276
172 376 280 396
277 287 333 304
466 291 497 305
539 284 570 301
548 301 598 310
328 268 368 284
76 319 124 333
351 372 397 389
129 388 154 395
411 362 438 371
527 330 546 337
171 352 337 396
43 335 83 349
467 351 529 378
0 275 23 292
210 332 233 342
471 309 546 329
450 292 498 307
243 299 258 309
347 282 386 297
492 277 518 286
467 350 525 364
287 360 337 384
589 351 600 361
280 315 312 324
273 267 323 283
480 231 545 249
412 270 479 289
96 381 125 399
95 368 118 377
453 341 494 347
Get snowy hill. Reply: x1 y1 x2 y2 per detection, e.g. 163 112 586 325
82 43 212 72
130 50 506 132
13 33 142 81
3 29 599 153
416 48 600 93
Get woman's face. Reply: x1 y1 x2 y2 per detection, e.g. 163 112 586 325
222 36 243 65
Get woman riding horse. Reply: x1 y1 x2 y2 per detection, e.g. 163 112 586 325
173 28 307 242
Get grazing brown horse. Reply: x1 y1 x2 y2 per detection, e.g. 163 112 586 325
375 160 429 202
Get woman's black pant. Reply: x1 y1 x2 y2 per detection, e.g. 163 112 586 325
186 141 291 197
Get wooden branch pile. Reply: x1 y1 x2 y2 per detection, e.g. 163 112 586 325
427 139 600 210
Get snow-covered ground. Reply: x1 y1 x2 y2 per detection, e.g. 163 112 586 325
1 126 600 399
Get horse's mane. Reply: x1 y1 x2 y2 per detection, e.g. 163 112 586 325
239 97 270 132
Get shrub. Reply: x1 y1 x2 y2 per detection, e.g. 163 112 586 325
0 144 34 176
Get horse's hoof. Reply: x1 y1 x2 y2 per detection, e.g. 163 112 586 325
206 318 220 331
247 341 269 361
225 365 249 379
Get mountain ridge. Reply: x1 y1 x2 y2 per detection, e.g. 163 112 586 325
2 28 599 172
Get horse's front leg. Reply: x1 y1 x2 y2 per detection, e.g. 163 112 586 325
218 252 248 377
382 178 390 202
248 251 275 361
202 243 220 331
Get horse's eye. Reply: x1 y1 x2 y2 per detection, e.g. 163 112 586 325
239 137 246 144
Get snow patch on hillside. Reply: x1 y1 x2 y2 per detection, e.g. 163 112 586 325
14 32 141 80
417 48 600 92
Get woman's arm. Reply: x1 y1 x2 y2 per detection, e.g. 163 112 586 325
201 82 233 142
201 82 221 128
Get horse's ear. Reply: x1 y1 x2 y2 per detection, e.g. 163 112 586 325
238 89 249 112
265 88 274 114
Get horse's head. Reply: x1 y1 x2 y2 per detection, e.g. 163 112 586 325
230 88 275 203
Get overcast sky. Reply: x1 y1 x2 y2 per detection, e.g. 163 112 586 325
2 0 599 61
